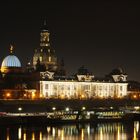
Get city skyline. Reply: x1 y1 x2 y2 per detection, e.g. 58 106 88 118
0 1 140 81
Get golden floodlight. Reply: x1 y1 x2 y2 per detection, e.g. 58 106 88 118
6 93 11 98
32 92 36 99
133 95 137 99
81 94 85 99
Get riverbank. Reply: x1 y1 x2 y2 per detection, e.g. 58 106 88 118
0 98 140 112
0 111 139 125
0 98 140 125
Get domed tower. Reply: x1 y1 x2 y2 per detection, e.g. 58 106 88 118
1 45 22 73
33 21 58 72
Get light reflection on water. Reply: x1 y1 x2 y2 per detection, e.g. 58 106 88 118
0 121 139 140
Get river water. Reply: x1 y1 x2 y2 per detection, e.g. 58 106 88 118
0 121 139 140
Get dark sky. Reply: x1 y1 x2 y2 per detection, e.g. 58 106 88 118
0 1 140 81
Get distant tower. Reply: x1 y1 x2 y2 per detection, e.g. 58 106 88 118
33 20 58 72
40 20 50 47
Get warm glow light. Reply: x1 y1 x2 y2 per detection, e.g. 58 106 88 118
61 129 64 140
23 133 26 140
40 94 43 98
82 106 86 110
18 107 22 111
52 107 56 111
100 128 103 140
32 92 36 99
110 106 113 109
18 127 22 139
134 106 140 110
81 129 84 140
133 95 137 99
39 132 42 140
81 94 85 99
65 107 69 112
87 112 90 116
41 81 128 99
117 126 120 140
136 121 139 133
24 94 27 97
47 127 51 133
60 94 65 99
133 127 137 140
7 129 10 140
32 132 35 140
6 93 11 98
87 126 90 135
52 127 55 137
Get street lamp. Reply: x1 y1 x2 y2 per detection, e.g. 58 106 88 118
52 107 56 111
18 107 22 111
82 106 86 110
65 107 69 112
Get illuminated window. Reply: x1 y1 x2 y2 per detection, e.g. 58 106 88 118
111 86 114 91
67 86 70 90
84 85 89 90
40 56 42 62
49 56 51 62
45 84 48 89
61 85 64 90
46 92 48 96
53 85 57 90
74 86 76 90
120 86 123 91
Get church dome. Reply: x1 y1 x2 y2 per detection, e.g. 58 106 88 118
1 55 21 68
1 45 21 73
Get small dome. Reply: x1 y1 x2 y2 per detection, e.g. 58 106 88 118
1 55 21 68
1 45 22 73
111 67 124 75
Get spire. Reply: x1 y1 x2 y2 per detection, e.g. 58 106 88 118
41 19 48 31
10 44 14 54
44 19 46 26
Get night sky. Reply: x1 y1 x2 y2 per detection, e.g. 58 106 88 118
0 1 140 81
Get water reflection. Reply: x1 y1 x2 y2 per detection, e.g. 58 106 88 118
0 121 139 140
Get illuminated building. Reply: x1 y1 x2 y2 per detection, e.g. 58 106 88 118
39 67 128 99
0 22 130 100
33 20 58 72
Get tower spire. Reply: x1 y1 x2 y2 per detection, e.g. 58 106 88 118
44 19 46 26
40 19 50 47
10 44 14 54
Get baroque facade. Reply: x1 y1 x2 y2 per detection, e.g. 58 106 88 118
40 80 128 99
39 67 128 99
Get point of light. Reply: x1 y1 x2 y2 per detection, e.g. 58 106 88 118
18 107 22 111
18 127 22 140
65 107 69 112
82 106 86 110
52 107 56 111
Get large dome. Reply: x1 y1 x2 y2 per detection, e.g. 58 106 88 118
1 55 21 68
1 46 22 73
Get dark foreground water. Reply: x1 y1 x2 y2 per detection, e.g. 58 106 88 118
0 121 139 140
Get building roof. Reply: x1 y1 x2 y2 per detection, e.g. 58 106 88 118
1 55 21 68
1 45 21 68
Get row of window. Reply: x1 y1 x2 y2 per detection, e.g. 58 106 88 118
45 84 124 91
